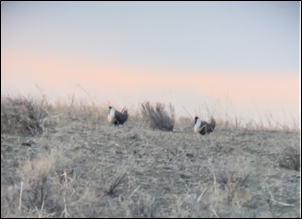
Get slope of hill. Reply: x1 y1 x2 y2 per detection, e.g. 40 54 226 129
1 96 300 218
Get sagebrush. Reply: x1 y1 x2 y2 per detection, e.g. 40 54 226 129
141 101 175 131
1 96 51 135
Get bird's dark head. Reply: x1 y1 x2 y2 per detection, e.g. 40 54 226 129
194 116 199 123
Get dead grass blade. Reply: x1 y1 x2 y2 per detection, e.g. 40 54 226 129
105 172 127 195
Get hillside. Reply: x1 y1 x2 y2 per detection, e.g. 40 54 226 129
1 96 300 218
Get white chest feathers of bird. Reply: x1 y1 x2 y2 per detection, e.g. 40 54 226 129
194 117 202 133
107 107 116 124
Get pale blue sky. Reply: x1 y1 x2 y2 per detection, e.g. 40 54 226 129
1 2 300 127
1 1 300 74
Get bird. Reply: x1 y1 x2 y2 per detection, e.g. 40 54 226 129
107 106 129 125
194 116 216 135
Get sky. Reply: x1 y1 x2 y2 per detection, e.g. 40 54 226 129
1 1 301 128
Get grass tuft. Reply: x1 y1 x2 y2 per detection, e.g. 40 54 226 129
278 146 300 171
105 172 127 196
1 96 50 136
141 101 175 131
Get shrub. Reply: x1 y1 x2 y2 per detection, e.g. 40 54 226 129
141 101 175 131
278 146 300 171
1 96 50 135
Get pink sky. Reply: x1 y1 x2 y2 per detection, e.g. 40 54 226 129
1 49 300 128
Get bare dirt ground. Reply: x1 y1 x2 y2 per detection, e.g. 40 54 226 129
1 98 300 218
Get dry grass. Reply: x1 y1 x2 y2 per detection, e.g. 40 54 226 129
104 172 128 195
278 146 300 171
1 95 300 218
1 96 51 136
141 101 175 131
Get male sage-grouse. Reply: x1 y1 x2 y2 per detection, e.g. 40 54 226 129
194 116 216 135
107 106 129 125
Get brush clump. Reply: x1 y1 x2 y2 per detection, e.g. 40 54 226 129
141 101 175 131
1 96 50 135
